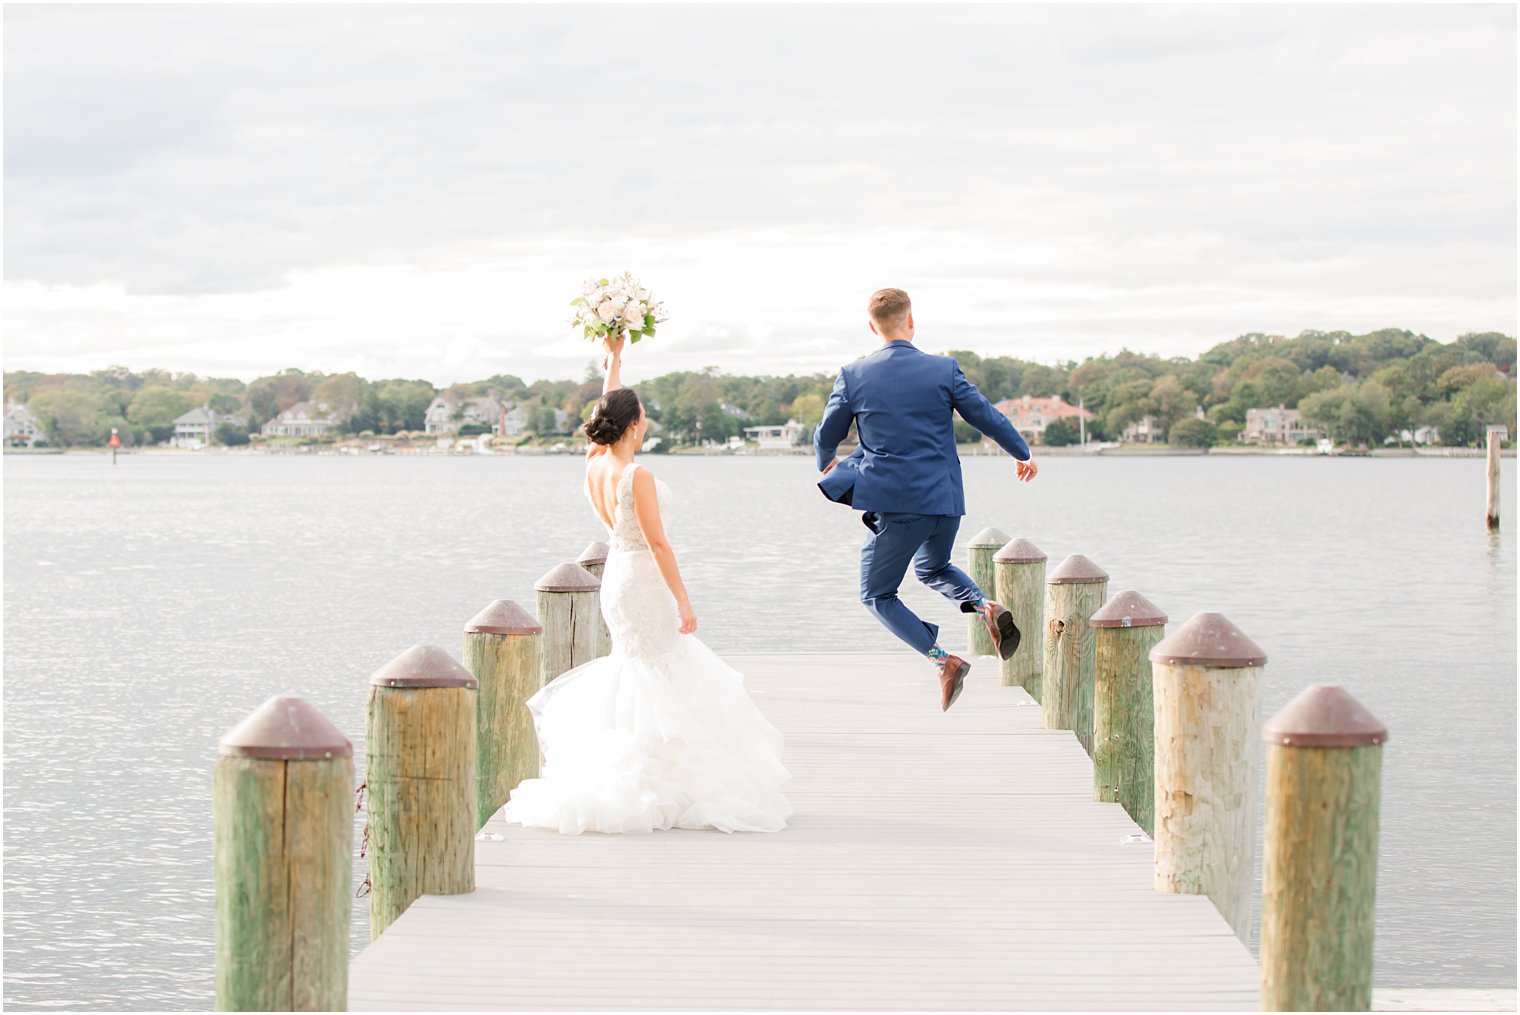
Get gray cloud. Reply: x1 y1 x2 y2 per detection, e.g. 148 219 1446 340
3 4 1514 382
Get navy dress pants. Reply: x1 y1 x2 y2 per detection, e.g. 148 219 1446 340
859 512 985 655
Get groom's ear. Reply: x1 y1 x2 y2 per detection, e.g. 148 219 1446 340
868 319 879 336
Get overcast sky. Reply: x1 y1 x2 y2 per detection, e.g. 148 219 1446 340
4 4 1515 386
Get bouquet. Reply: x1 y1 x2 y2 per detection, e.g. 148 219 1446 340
570 272 667 344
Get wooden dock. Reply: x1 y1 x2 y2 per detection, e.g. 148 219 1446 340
347 651 1259 1011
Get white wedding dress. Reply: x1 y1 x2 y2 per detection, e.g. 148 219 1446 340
503 461 792 834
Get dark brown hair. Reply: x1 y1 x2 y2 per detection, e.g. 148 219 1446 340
583 388 642 446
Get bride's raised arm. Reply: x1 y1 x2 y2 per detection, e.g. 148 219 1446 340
602 334 625 394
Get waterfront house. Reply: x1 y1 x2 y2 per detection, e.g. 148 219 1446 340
1120 415 1163 444
497 403 528 437
991 395 1094 445
743 420 805 450
4 402 46 447
171 404 234 448
1243 405 1322 445
261 401 343 439
425 394 506 435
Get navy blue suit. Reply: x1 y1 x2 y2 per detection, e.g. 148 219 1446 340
814 340 1031 654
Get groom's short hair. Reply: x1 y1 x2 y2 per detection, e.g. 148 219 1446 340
868 288 911 332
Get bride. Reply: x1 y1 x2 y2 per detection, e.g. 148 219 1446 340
503 335 792 834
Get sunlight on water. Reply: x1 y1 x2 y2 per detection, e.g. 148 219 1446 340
3 454 1516 1007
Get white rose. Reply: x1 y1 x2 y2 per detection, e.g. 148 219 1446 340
596 300 619 323
621 303 642 324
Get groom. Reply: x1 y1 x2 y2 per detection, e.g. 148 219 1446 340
814 288 1038 711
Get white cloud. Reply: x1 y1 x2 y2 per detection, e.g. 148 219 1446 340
3 4 1514 384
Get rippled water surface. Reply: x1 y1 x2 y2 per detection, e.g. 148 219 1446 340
4 453 1516 1008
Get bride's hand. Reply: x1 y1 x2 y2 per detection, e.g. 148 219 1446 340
677 599 697 635
602 332 625 369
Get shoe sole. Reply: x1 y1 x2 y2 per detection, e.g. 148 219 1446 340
943 660 970 712
993 609 1022 661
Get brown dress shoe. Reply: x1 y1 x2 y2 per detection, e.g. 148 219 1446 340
977 601 1023 661
936 654 971 711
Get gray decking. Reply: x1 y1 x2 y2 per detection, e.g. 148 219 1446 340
348 652 1260 1011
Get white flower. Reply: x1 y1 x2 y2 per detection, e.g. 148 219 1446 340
597 300 619 323
621 303 642 325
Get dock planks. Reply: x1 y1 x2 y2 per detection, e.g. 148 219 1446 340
348 652 1260 1011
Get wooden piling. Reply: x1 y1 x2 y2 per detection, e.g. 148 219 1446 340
576 541 612 657
993 538 1046 697
1089 591 1167 833
365 644 477 940
1487 428 1501 530
1150 612 1265 941
1042 554 1108 753
966 527 1010 656
1261 684 1386 1012
535 562 603 684
463 600 542 830
214 695 353 1011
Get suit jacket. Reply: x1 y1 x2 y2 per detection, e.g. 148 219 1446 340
814 340 1031 516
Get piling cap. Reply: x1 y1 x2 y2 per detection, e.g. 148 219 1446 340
370 644 478 689
969 526 1011 549
994 537 1047 564
535 561 601 592
464 599 542 636
1090 591 1167 629
1048 554 1109 584
576 541 609 567
1264 684 1387 747
219 695 353 760
1149 612 1267 667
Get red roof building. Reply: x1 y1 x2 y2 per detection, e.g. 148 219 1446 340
991 395 1093 445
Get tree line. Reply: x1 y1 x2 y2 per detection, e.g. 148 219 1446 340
4 327 1514 449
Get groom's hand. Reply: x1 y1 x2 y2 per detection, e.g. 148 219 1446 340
1016 458 1038 482
821 456 840 475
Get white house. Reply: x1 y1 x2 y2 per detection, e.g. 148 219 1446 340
1243 405 1322 445
499 403 528 437
4 402 45 447
743 420 805 450
261 401 342 438
171 404 235 448
1120 415 1164 444
424 394 503 435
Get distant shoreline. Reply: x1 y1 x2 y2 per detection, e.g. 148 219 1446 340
9 445 1514 460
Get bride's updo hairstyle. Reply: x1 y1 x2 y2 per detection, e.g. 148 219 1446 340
583 388 642 446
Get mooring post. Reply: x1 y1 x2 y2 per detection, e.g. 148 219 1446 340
1089 591 1167 833
365 644 477 939
966 526 1010 656
576 541 612 656
214 695 352 1011
1260 684 1386 1012
1042 554 1109 753
993 538 1047 697
535 562 602 684
1487 428 1501 530
1150 611 1265 941
463 600 543 830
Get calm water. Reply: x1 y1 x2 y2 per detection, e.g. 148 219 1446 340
3 453 1516 1008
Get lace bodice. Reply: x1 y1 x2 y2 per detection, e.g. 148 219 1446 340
607 461 671 553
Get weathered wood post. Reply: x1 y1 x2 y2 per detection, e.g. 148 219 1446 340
1486 427 1501 530
993 538 1046 697
1042 554 1108 753
535 562 602 684
966 527 1010 656
1089 591 1167 834
463 600 542 830
214 695 352 1011
366 644 477 940
1150 612 1265 941
576 541 612 657
1261 684 1387 1012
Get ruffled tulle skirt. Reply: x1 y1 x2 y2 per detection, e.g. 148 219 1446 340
502 633 792 834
